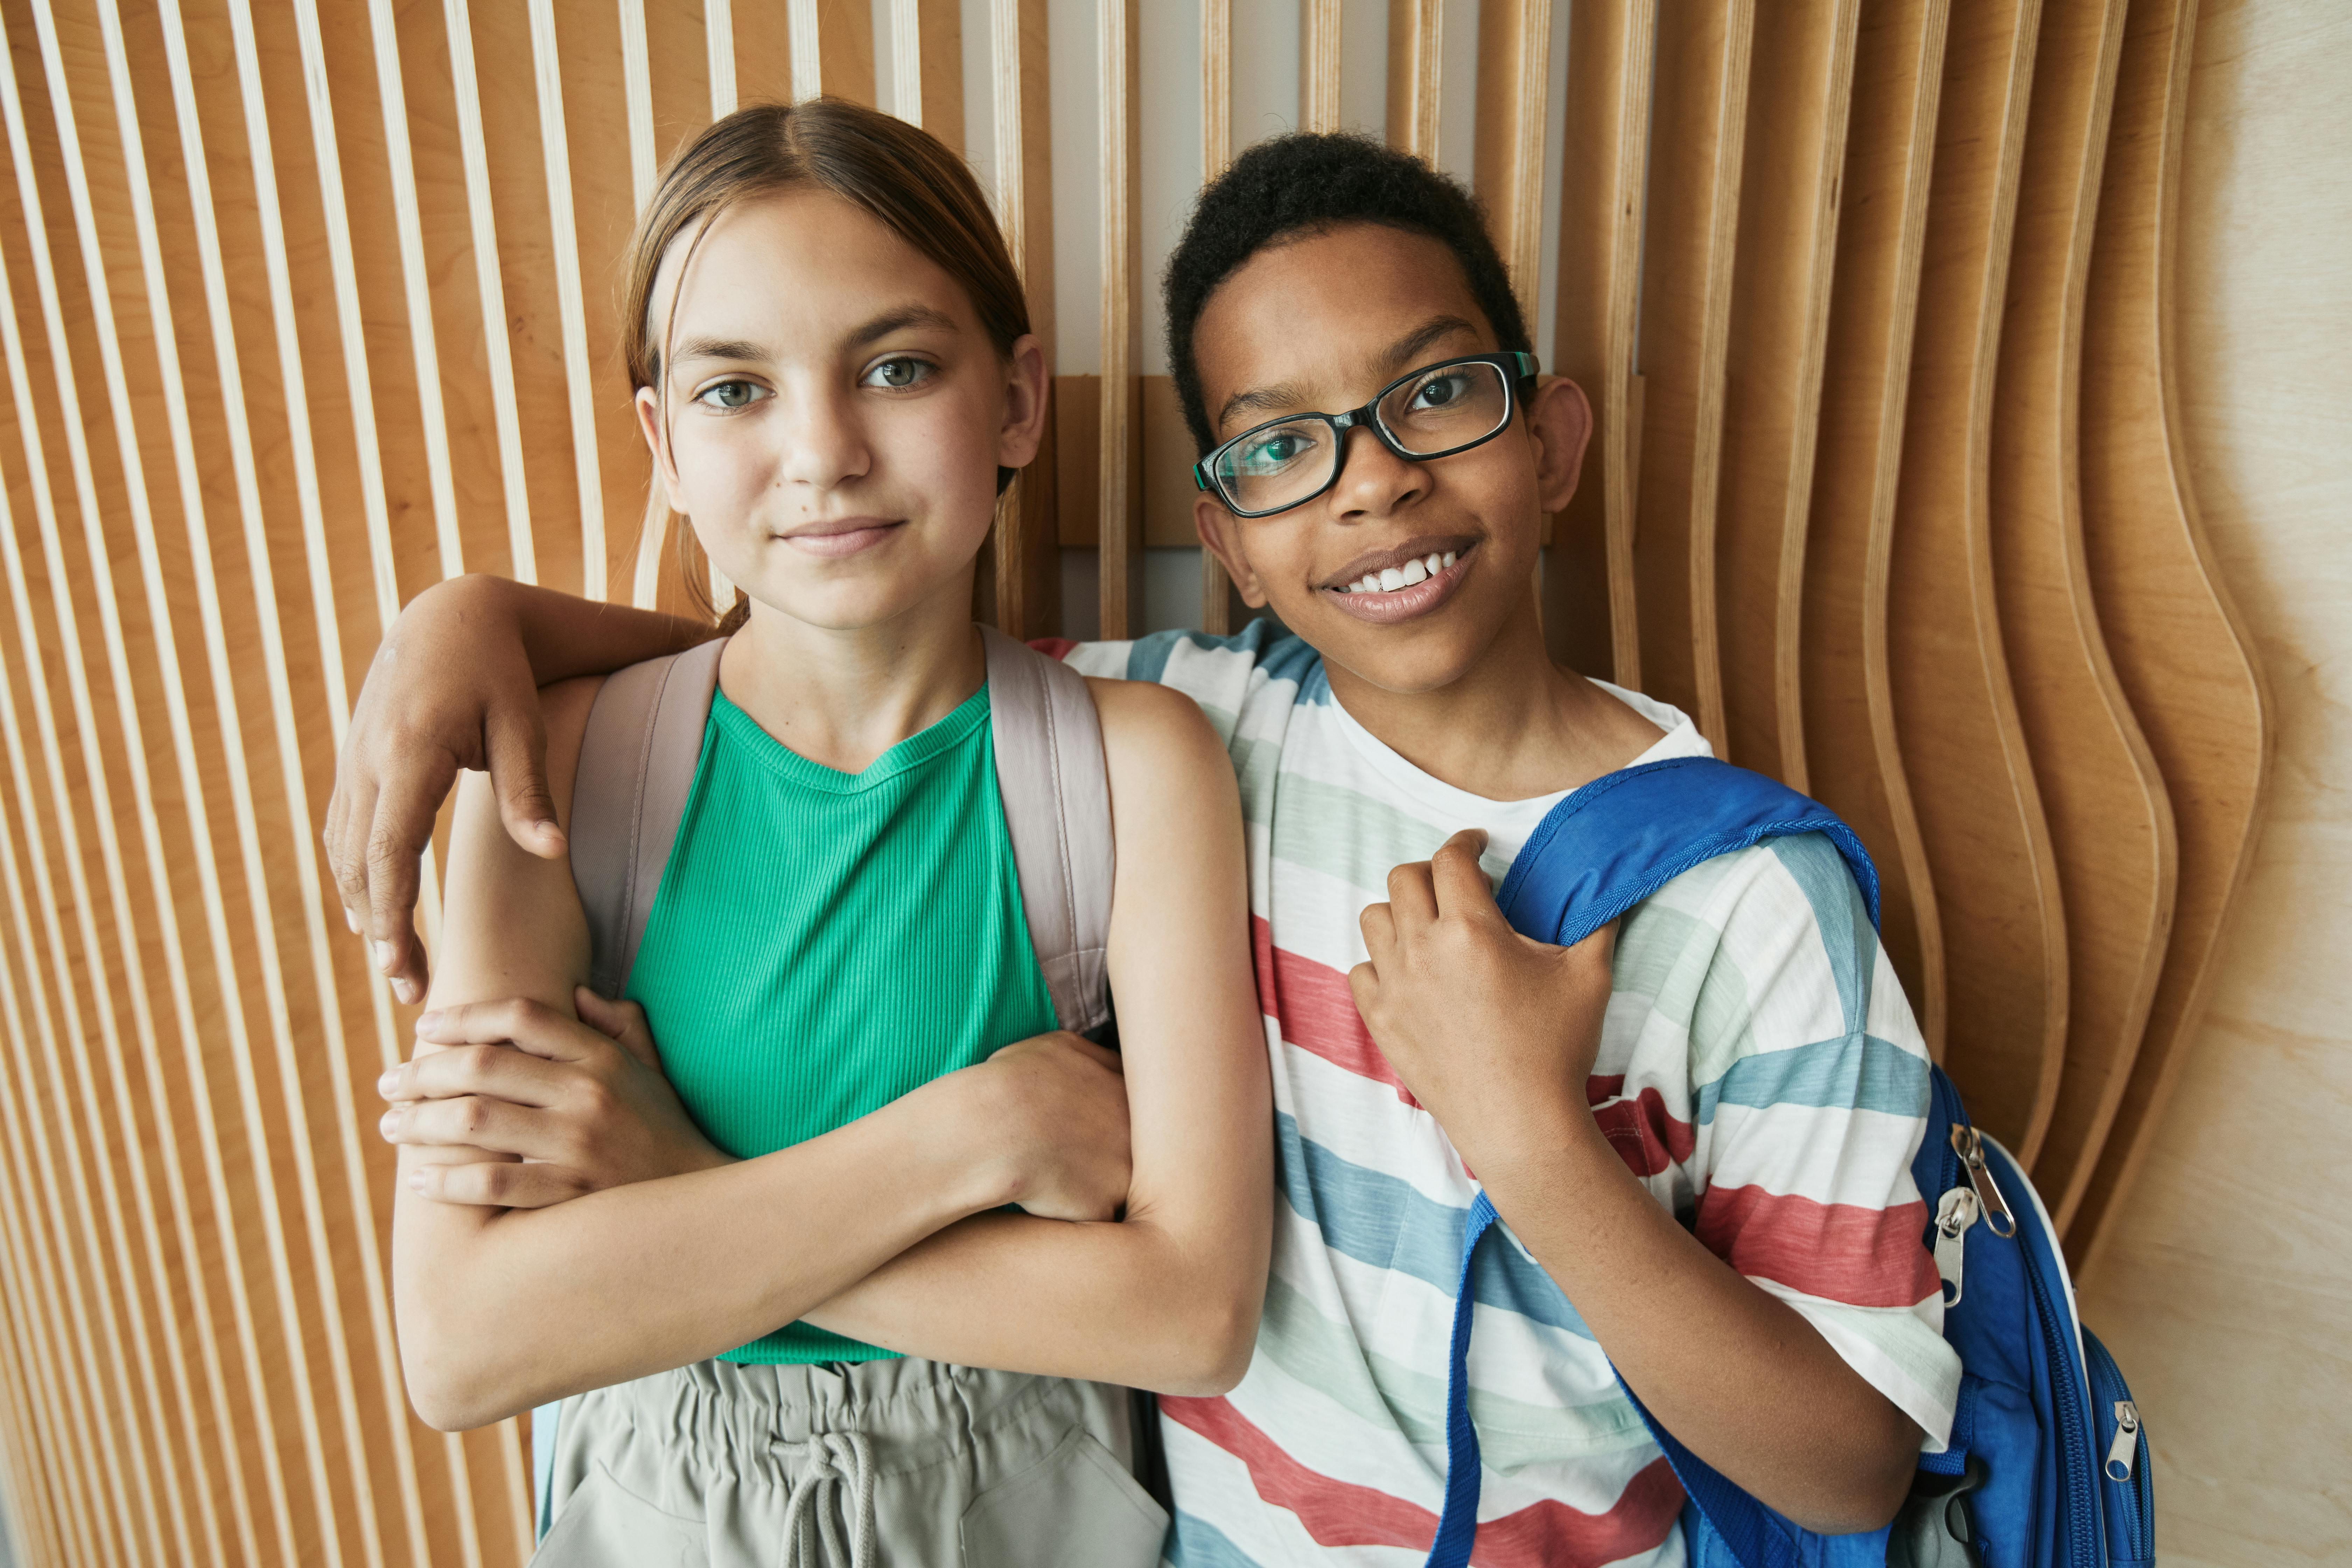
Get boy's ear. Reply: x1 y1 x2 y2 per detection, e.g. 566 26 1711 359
1527 375 1594 514
996 333 1052 471
1195 498 1268 607
635 386 686 513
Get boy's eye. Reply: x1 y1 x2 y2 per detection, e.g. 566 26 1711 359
1234 426 1321 475
695 379 769 410
1410 371 1472 409
863 356 934 390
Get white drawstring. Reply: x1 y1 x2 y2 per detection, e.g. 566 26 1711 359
776 1428 876 1568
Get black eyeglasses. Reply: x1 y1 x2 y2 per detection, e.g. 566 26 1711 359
1192 352 1539 518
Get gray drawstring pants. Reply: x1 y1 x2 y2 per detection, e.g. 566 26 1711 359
530 1357 1169 1568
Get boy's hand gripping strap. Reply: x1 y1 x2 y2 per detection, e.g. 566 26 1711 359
1418 757 1881 1568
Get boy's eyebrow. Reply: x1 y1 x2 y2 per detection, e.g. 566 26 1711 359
1212 313 1489 434
843 304 960 349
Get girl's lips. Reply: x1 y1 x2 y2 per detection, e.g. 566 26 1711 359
1321 551 1471 625
779 520 905 558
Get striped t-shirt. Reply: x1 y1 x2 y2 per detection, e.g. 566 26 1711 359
1058 622 1961 1568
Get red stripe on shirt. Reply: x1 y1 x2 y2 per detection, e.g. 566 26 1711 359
1250 916 1419 1106
1592 1086 1699 1178
1694 1183 1938 1308
1162 1396 1686 1567
1029 637 1079 659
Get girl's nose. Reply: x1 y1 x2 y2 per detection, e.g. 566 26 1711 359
775 387 874 492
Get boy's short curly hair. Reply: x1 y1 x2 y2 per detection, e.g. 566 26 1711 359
1164 132 1531 457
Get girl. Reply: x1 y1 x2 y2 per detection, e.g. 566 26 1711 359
390 100 1269 1565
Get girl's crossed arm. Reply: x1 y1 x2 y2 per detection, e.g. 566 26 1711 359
393 677 1137 1431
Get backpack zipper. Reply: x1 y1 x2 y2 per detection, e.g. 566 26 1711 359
1950 1125 2017 1238
2085 1330 2154 1562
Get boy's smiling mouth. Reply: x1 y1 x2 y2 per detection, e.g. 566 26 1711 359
1320 537 1478 624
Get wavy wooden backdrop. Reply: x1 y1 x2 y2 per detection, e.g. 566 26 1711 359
0 0 2268 1562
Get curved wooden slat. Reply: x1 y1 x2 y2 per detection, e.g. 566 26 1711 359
1541 0 1654 683
1990 0 2173 1230
1385 0 1441 162
1799 0 1952 1054
790 0 876 107
1473 0 1553 310
1198 0 1231 636
1714 0 1858 789
2067 0 2270 1272
1886 0 2066 1161
888 0 965 154
1631 0 1752 752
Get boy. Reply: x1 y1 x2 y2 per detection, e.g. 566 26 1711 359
342 134 1954 1562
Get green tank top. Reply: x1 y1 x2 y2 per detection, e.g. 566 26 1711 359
624 682 1058 1363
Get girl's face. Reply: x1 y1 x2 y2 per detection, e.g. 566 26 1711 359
637 187 1045 633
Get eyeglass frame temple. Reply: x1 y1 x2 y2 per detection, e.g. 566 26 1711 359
1189 351 1541 510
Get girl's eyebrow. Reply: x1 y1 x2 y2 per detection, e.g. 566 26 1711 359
844 304 960 349
672 336 768 369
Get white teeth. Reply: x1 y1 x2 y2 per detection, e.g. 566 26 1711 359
1358 575 1380 593
1379 567 1406 592
1442 551 1457 568
1399 559 1428 586
1424 553 1443 574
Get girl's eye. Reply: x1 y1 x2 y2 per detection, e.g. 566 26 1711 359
695 379 769 410
863 357 933 390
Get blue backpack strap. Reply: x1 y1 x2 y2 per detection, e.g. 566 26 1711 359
1420 757 1881 1568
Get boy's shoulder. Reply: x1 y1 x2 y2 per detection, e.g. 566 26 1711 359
1057 621 1323 723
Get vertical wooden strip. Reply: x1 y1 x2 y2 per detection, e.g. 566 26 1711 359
889 0 964 153
1098 0 1139 638
365 0 464 582
150 0 434 1556
1541 0 1654 683
1886 0 2067 1160
0 1143 74 1568
1473 0 1554 311
0 40 277 1561
1385 0 1442 161
1800 0 1952 1052
706 0 736 115
1990 0 2169 1226
528 0 608 601
2067 0 2269 1272
19 5 381 1556
1630 0 1753 751
990 0 1055 637
1300 0 1342 132
789 0 877 106
618 0 655 208
445 0 538 584
1713 0 1858 788
1196 0 1230 635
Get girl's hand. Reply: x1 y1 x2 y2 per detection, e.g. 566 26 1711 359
381 987 733 1207
965 1032 1133 1223
328 576 559 1002
1349 830 1618 1171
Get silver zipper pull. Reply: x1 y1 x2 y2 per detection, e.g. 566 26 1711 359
1933 1187 1980 1307
1950 1125 2018 1238
2104 1401 2140 1481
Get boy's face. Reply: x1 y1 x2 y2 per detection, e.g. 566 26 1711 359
1190 222 1590 695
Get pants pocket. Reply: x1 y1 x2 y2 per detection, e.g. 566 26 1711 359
959 1425 1170 1568
532 1461 707 1568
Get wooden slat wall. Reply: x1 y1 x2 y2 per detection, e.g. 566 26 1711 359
0 0 2272 1558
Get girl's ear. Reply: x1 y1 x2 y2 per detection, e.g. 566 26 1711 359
996 333 1052 471
635 384 686 512
1195 497 1268 607
1526 374 1594 513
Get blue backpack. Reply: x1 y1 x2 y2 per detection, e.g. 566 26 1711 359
1420 756 2154 1568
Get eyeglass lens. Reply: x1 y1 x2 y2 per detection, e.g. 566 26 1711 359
1211 360 1511 514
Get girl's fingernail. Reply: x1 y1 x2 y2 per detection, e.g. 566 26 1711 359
406 1169 426 1192
380 1109 401 1139
392 977 419 1006
376 1070 398 1097
414 1009 442 1033
371 940 396 972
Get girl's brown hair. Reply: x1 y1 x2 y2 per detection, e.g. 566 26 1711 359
623 98 1031 630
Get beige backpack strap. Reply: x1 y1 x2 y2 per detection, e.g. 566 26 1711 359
981 626 1114 1037
569 636 728 999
